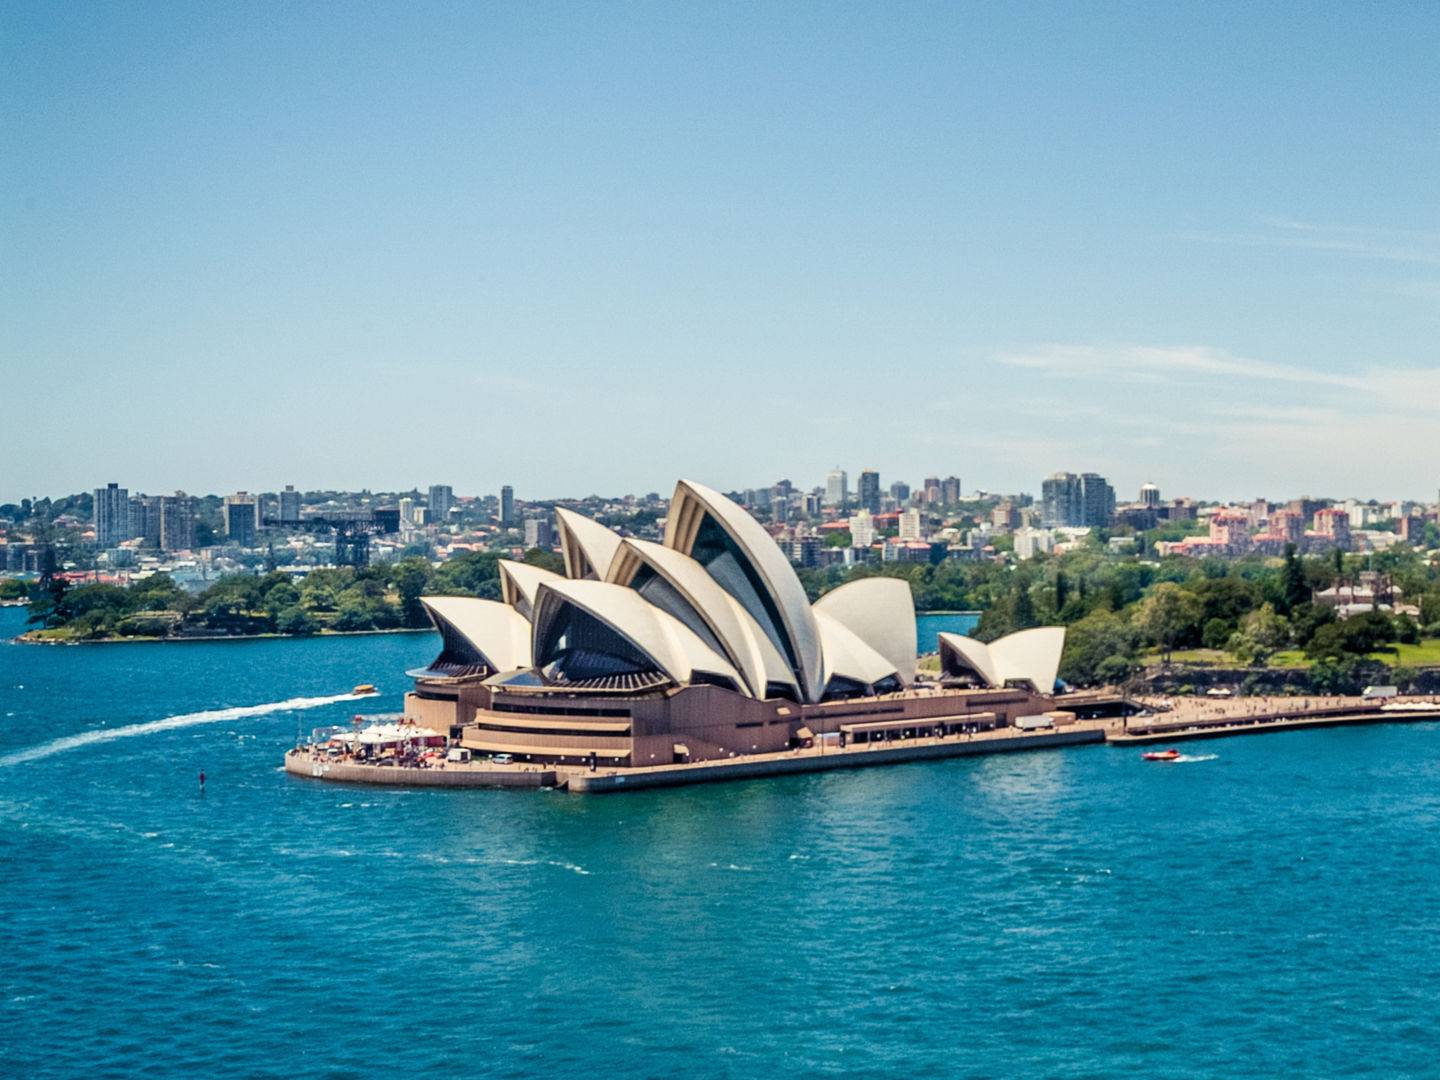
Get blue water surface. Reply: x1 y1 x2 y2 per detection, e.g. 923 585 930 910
2 605 1438 1079
915 611 979 653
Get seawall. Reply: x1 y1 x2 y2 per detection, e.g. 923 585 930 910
562 727 1106 793
284 750 555 789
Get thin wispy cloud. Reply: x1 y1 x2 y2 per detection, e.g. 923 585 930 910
1179 218 1440 267
994 344 1367 390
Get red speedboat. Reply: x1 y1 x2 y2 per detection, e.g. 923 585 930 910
1142 749 1182 761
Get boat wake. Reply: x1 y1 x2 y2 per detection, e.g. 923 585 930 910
0 693 360 767
1175 753 1218 763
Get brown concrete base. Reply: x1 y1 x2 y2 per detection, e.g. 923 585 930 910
559 726 1107 793
284 750 556 789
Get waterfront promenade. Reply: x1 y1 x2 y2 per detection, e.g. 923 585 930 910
286 717 1115 793
1115 694 1440 745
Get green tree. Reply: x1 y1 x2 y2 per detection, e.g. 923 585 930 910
1136 582 1202 664
523 547 565 574
1202 617 1232 650
1243 602 1290 664
391 557 432 627
1281 544 1308 613
1058 610 1140 687
276 605 318 635
1012 581 1037 629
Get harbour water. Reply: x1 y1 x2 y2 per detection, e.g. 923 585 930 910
3 605 1439 1078
914 610 979 653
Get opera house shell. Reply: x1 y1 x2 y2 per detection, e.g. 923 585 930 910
406 480 1069 769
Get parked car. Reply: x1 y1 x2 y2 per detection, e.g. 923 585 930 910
491 753 514 765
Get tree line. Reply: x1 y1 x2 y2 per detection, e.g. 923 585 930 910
22 549 564 640
19 540 1440 692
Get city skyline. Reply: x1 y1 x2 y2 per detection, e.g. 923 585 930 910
7 465 1439 511
5 4 1439 502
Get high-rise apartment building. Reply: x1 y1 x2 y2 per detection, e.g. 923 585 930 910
428 485 454 520
770 494 790 523
93 483 129 547
279 484 301 523
850 509 876 548
858 470 881 515
223 492 261 547
1042 472 1081 528
398 497 415 525
1042 472 1114 528
941 476 962 504
1079 473 1116 528
889 481 910 504
500 485 514 527
159 493 197 552
129 496 162 548
524 517 554 549
922 476 942 503
1314 508 1352 551
1139 483 1161 508
825 467 848 507
898 507 923 541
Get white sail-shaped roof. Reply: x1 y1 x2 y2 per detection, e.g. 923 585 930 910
991 627 1065 694
813 610 901 690
498 559 563 621
555 507 623 581
812 577 917 687
937 627 1065 693
531 578 746 693
606 537 801 700
419 596 532 672
664 479 825 703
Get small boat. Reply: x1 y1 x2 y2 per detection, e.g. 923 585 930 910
352 684 377 695
1142 749 1181 761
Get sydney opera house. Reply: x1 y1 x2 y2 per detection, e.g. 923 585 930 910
404 480 1070 770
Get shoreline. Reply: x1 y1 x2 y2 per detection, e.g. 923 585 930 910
284 692 1440 795
12 626 434 646
285 722 1112 793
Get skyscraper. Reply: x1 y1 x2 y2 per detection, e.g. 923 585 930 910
825 467 848 507
1042 471 1115 527
858 470 881 514
889 480 910 504
159 492 197 552
941 476 962 504
129 496 162 548
1041 473 1082 528
93 483 129 547
1079 473 1116 527
279 484 301 523
428 485 454 520
922 476 941 503
500 485 514 527
1139 483 1160 508
223 493 261 547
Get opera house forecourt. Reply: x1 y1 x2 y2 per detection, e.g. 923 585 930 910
290 480 1126 792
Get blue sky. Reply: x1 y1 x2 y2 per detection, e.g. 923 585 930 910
4 2 1438 505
